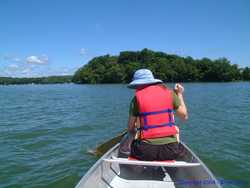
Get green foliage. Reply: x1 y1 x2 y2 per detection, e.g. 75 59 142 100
73 49 248 83
242 67 250 80
72 55 119 84
0 76 72 85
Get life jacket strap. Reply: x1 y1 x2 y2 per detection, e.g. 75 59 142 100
138 122 175 131
139 108 175 130
139 109 173 116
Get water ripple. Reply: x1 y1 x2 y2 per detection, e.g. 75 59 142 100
0 83 249 187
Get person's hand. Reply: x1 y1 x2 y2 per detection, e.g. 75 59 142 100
174 83 184 95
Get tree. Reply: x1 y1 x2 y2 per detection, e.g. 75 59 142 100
242 67 250 80
72 49 246 84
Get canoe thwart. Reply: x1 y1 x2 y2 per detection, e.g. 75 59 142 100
103 156 201 167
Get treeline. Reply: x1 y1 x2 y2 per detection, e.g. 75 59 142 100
0 75 73 85
72 49 250 83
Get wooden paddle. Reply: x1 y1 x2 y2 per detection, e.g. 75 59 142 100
93 129 127 157
93 118 141 157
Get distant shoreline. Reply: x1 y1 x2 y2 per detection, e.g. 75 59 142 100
1 79 249 86
0 75 73 85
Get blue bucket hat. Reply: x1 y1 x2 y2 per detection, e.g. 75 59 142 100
128 69 163 89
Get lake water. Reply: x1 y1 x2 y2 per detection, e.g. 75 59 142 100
0 83 249 188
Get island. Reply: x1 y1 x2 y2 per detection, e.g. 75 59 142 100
73 49 250 84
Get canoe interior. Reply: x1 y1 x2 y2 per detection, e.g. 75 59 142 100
76 142 221 188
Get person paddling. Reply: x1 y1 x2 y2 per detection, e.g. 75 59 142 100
127 69 188 161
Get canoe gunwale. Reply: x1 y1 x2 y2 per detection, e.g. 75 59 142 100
75 141 222 188
181 142 222 188
75 143 119 188
104 157 201 167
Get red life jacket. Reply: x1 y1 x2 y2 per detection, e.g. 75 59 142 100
135 85 177 139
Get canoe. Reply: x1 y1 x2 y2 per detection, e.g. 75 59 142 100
76 141 222 188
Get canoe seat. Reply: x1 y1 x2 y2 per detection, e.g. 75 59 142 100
103 156 200 167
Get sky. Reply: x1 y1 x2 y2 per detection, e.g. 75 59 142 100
0 0 249 77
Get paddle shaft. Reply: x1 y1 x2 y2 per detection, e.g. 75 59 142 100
94 130 127 156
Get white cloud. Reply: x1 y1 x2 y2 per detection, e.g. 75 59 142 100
80 48 86 56
3 70 12 76
3 55 22 63
40 54 49 62
26 55 48 64
8 64 19 69
1 54 78 77
21 68 31 74
13 58 21 62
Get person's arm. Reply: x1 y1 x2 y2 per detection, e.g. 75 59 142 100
127 115 137 134
175 83 188 121
127 97 138 133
